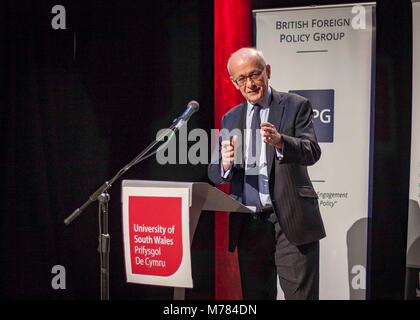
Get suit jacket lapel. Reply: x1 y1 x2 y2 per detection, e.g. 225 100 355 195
239 103 247 169
266 89 285 177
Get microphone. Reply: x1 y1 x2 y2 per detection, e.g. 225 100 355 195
174 100 200 129
179 100 200 121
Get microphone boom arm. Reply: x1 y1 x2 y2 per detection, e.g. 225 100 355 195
63 100 199 300
64 122 177 225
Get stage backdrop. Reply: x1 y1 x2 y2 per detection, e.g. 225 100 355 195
254 3 376 299
405 0 420 300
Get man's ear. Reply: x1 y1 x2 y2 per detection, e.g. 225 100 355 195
266 64 271 79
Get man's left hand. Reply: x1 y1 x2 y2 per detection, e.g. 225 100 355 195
260 122 283 149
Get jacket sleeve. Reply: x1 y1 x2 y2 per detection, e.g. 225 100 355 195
279 99 321 166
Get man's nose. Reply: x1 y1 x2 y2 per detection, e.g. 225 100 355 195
246 77 257 86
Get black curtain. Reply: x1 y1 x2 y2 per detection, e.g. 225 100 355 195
1 0 214 299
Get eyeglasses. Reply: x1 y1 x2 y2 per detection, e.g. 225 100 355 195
233 69 264 87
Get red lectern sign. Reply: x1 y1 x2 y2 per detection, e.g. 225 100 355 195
122 186 192 288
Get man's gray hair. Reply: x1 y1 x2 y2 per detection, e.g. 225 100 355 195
227 47 267 76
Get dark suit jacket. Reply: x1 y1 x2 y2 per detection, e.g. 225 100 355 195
208 89 326 251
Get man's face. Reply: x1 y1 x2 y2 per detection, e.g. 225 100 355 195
230 56 271 104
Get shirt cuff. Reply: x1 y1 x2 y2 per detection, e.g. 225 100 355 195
221 164 232 178
275 148 284 160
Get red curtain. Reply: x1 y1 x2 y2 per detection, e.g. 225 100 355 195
214 0 252 300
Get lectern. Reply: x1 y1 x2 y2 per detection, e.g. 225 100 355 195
121 180 255 299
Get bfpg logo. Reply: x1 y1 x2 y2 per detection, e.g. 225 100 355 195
289 89 334 143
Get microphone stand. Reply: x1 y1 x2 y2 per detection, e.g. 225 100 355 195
64 121 179 300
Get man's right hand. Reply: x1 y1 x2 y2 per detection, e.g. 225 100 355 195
221 135 238 172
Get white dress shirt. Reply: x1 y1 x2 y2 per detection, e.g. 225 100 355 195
222 87 283 207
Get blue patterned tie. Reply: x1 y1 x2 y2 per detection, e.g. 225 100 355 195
243 104 262 210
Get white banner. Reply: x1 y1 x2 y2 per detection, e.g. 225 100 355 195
405 0 420 299
254 3 375 299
